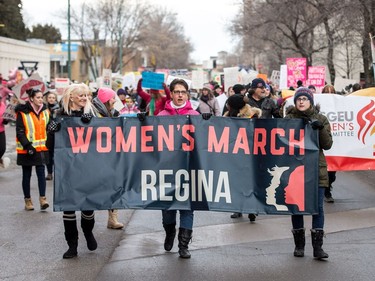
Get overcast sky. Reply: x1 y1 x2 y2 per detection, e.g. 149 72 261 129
21 0 241 64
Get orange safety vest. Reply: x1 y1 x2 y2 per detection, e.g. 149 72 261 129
16 110 50 154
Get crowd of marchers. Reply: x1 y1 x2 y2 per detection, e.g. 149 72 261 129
1 74 365 261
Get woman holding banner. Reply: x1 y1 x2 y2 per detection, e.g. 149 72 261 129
157 78 200 259
284 87 333 260
92 87 125 230
48 83 98 259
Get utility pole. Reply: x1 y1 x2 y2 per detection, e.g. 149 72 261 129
68 0 72 80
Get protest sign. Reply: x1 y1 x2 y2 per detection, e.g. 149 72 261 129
141 72 165 90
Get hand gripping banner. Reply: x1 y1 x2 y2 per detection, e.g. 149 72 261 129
53 116 319 214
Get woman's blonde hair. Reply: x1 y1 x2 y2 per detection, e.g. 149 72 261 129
61 83 96 116
43 91 58 104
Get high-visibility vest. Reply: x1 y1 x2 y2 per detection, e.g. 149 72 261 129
16 110 50 154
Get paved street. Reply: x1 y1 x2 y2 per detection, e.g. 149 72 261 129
1 124 375 281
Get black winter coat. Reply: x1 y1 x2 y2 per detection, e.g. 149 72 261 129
15 102 49 166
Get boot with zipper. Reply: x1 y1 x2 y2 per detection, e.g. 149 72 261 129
24 198 34 211
163 223 176 251
311 229 329 259
39 196 49 210
178 228 193 258
291 228 305 257
107 209 124 229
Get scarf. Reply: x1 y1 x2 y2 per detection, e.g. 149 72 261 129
149 97 155 116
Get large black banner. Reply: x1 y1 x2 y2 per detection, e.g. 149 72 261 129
54 116 319 214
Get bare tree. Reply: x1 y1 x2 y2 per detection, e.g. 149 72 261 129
99 0 150 73
69 0 150 77
69 3 104 80
139 7 193 69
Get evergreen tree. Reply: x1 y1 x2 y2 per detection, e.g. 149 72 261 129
0 0 27 40
26 24 62 43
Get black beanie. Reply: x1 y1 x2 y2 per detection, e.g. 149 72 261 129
227 94 246 110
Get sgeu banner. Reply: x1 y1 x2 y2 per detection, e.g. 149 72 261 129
285 94 375 171
54 116 320 214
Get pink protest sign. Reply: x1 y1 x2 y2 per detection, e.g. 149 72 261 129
306 66 326 93
286 58 307 88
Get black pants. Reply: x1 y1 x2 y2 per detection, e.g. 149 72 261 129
325 171 336 197
0 131 5 159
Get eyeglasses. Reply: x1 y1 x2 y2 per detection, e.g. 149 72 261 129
296 97 309 102
173 90 188 95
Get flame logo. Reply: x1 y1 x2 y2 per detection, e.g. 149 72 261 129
357 100 375 144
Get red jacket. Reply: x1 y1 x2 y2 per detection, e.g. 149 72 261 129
137 79 171 115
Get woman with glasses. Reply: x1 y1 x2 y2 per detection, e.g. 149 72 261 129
15 88 50 211
157 79 199 258
284 87 333 260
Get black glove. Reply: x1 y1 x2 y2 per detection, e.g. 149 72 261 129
202 113 212 120
25 144 36 155
310 119 324 130
301 117 310 125
81 113 93 124
137 112 147 122
47 120 61 133
2 119 9 125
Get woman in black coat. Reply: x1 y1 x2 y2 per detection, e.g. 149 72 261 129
15 88 50 211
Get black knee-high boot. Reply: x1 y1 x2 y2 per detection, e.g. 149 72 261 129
178 228 192 258
163 223 176 251
63 212 78 259
81 211 97 251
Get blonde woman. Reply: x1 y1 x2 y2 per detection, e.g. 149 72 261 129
49 83 98 258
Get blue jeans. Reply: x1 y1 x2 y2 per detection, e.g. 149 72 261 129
162 210 194 230
291 187 325 229
22 165 46 198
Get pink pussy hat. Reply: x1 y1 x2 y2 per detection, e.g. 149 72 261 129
98 88 116 103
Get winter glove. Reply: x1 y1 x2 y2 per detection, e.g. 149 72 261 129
301 117 310 126
137 112 147 122
25 144 36 155
310 119 324 130
202 113 212 120
47 120 61 133
81 113 93 124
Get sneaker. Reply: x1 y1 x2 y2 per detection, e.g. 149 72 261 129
325 196 334 203
230 212 243 218
45 174 53 180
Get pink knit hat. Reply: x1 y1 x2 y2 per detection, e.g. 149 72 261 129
98 88 116 103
